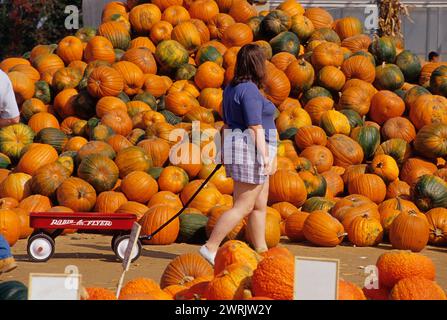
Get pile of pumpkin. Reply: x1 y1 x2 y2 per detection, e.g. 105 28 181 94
0 0 446 258
81 243 446 300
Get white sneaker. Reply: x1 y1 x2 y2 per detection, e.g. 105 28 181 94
199 245 216 266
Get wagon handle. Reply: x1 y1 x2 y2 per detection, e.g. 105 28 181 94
140 163 223 241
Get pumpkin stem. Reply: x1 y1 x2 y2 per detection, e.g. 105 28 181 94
243 289 253 300
396 196 403 212
180 276 195 285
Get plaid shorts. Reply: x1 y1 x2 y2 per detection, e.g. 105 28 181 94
223 132 277 185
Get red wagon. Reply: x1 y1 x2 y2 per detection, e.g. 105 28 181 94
26 164 223 263
27 212 141 263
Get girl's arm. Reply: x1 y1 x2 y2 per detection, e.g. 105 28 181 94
248 124 270 174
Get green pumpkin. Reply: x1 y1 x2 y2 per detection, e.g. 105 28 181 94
114 48 126 61
75 26 97 42
117 91 131 103
413 175 447 212
403 85 430 109
300 172 327 198
0 153 11 169
279 127 298 140
414 123 447 159
261 10 291 38
269 31 300 56
33 81 51 104
376 138 411 166
157 95 166 111
309 28 341 45
90 124 115 141
0 281 28 300
73 89 97 119
159 109 182 125
396 50 422 84
127 128 146 145
85 117 101 138
430 65 447 97
394 89 406 100
177 213 208 244
77 154 119 193
35 128 68 154
175 64 197 81
295 157 314 172
351 51 376 66
302 197 336 213
0 123 35 160
77 141 116 163
133 92 157 110
301 86 333 105
339 109 364 129
247 16 265 40
350 125 380 160
374 63 405 91
290 14 314 42
148 167 163 180
155 40 189 70
369 36 397 64
195 46 223 66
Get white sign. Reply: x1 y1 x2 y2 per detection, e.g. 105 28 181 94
293 257 339 300
28 273 81 300
122 222 142 272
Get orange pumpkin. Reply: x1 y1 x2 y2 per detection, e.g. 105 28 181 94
140 205 180 244
16 143 59 176
84 36 116 63
194 61 224 89
57 177 97 212
304 7 334 29
0 208 21 246
221 23 254 47
369 90 405 125
87 66 124 98
150 21 173 45
348 174 386 204
303 210 346 246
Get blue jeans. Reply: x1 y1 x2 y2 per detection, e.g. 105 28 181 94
0 235 12 259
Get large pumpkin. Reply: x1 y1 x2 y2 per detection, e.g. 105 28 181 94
334 16 363 40
414 123 447 159
121 171 158 203
84 36 116 63
412 175 447 212
284 59 315 95
140 205 180 245
155 40 189 69
263 62 291 106
0 173 32 202
115 146 152 178
87 66 124 98
30 162 70 198
374 63 405 91
94 191 127 213
160 253 213 288
171 21 202 53
409 94 447 130
221 23 254 48
303 210 346 246
389 209 430 252
112 61 145 96
311 42 344 70
77 154 119 193
426 208 447 245
8 71 35 105
269 169 307 207
326 134 364 168
303 7 333 29
16 143 58 176
0 209 21 246
348 173 386 204
341 55 376 83
0 123 35 160
129 4 162 34
57 177 97 212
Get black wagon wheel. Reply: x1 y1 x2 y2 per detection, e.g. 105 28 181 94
113 235 142 263
27 233 55 262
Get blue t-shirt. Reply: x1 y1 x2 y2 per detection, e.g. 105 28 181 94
222 81 277 143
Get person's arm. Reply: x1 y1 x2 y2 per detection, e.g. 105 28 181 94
240 86 270 172
0 116 20 128
0 75 20 128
